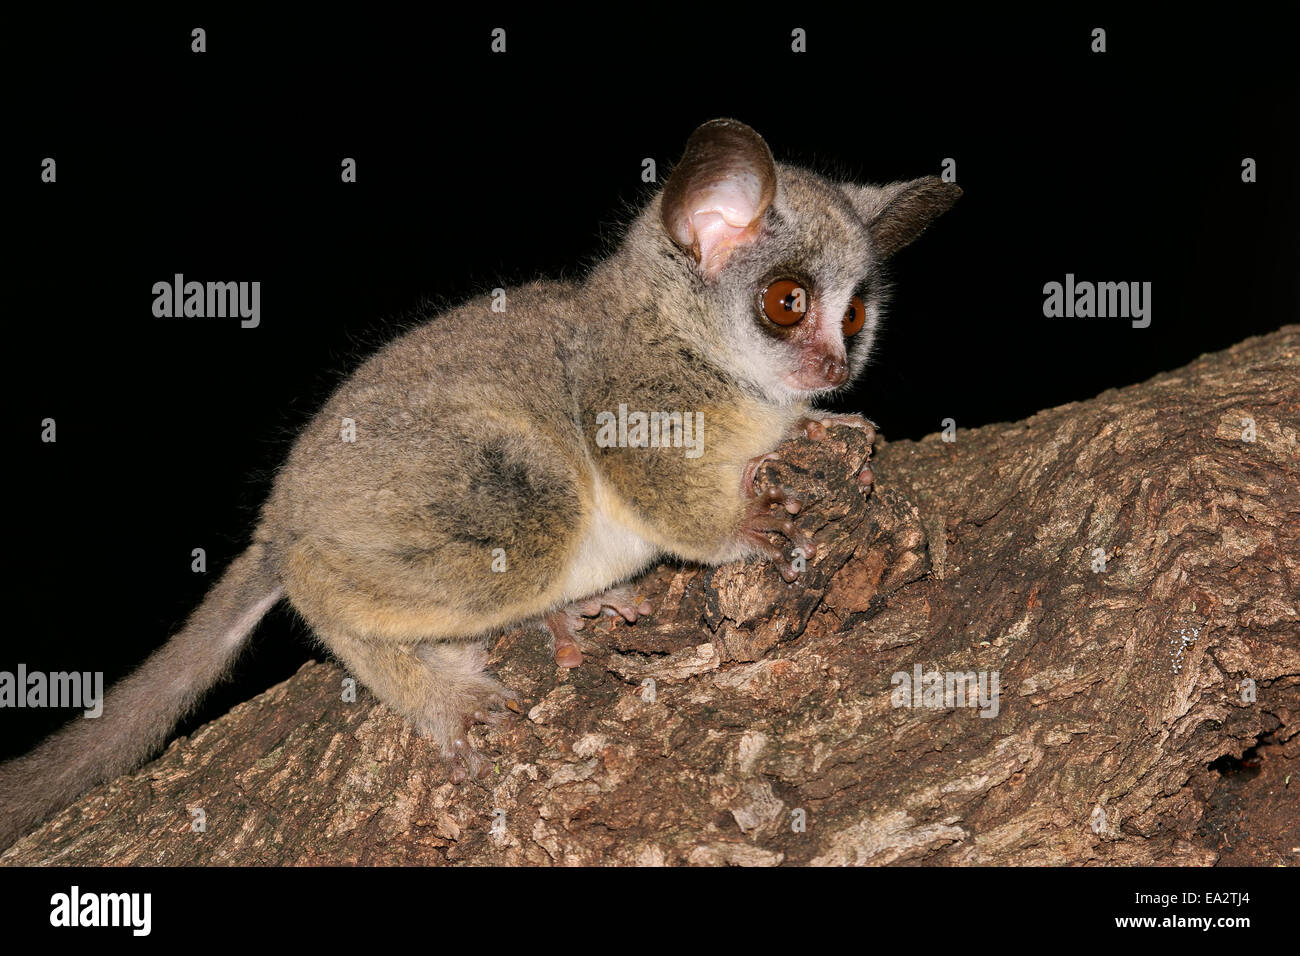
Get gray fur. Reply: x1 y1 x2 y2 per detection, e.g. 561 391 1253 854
0 119 959 849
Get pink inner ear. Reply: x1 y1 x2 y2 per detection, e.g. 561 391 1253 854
682 171 767 277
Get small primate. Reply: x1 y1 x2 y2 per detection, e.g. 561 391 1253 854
0 119 959 848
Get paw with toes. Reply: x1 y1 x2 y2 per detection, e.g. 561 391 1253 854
794 413 876 489
410 659 520 784
544 586 653 668
742 453 818 582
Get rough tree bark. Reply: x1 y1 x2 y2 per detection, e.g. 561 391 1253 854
4 327 1297 866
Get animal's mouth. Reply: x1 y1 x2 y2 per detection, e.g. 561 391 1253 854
782 359 849 394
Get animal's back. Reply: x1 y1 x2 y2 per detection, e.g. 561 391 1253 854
263 280 601 640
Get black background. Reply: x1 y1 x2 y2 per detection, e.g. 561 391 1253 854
5 10 1296 760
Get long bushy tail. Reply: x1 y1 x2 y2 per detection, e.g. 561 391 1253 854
0 544 282 851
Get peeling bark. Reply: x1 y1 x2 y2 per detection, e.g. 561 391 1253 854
4 327 1297 866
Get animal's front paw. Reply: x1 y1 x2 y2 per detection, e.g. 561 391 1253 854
794 413 877 489
740 452 817 582
543 586 654 668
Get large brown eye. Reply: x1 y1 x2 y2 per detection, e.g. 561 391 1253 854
759 279 808 327
843 295 867 336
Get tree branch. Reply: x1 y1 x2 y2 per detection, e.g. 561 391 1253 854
5 327 1297 866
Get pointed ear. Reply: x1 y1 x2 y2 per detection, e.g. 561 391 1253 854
847 177 962 259
661 118 777 278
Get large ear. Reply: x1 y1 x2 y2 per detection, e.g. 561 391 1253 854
847 177 962 259
660 118 777 278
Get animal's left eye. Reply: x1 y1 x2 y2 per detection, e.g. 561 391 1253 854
843 296 867 336
759 279 808 327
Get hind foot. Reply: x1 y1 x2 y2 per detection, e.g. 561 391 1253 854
412 643 520 783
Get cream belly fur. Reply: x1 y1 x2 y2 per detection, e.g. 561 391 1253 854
559 471 660 603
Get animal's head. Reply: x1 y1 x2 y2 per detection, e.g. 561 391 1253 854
654 118 960 404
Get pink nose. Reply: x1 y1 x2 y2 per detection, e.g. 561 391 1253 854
794 351 849 390
820 356 848 386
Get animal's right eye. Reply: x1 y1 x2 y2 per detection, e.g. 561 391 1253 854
843 295 867 336
759 279 808 327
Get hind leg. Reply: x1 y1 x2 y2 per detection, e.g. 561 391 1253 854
323 629 519 782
